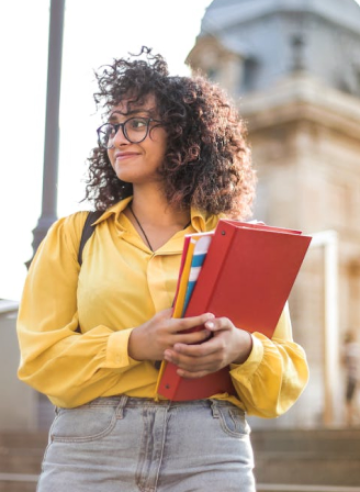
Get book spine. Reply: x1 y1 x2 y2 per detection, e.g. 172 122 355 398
185 220 236 317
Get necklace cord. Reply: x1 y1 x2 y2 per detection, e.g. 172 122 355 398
129 204 154 251
128 204 191 252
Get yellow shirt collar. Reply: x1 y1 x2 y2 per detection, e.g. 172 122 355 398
91 196 222 233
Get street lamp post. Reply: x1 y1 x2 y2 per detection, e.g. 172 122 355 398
27 0 65 268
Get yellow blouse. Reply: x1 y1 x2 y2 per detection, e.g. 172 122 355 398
17 197 309 417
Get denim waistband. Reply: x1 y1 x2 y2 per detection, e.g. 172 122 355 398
82 395 239 412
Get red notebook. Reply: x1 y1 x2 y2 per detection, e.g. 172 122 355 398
157 219 312 401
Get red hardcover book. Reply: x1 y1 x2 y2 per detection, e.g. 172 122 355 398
157 219 312 401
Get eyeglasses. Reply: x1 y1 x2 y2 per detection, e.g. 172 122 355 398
97 117 162 149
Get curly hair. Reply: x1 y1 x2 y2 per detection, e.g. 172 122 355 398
84 46 256 219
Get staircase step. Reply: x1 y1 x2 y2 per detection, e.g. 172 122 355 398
0 484 36 492
0 432 48 449
252 429 360 487
252 429 360 456
257 485 360 492
0 473 37 492
0 452 43 474
254 456 360 487
0 432 47 475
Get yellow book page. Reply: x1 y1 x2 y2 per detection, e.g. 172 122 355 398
172 238 196 318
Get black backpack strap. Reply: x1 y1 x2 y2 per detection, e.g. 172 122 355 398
78 211 103 266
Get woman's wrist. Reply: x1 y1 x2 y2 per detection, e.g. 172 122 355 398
128 325 147 361
232 330 253 365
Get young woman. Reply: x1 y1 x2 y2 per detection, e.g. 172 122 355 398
17 48 309 492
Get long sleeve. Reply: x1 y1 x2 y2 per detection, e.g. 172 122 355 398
17 212 148 409
228 304 309 418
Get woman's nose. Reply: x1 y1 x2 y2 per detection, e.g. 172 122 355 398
112 124 129 147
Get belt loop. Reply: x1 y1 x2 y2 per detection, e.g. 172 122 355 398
115 395 128 419
210 399 219 418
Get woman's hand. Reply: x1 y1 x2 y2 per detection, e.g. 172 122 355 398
128 308 215 362
163 317 253 379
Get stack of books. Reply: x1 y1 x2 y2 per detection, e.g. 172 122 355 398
156 219 312 401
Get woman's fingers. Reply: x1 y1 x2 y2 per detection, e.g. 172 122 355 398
174 329 212 345
176 368 214 379
163 322 252 376
203 317 233 332
164 338 224 370
172 334 222 358
168 312 215 334
174 354 225 379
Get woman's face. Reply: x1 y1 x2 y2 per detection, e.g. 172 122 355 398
106 94 167 186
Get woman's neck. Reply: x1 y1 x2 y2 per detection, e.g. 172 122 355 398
124 186 191 251
129 186 190 229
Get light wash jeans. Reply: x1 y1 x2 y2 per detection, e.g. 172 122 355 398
37 396 255 492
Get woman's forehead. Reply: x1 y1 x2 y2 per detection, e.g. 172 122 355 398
111 93 157 115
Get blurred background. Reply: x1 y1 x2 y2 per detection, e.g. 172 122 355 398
1 0 360 490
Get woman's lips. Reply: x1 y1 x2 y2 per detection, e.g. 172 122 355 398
115 152 140 160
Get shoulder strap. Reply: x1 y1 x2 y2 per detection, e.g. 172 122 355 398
78 211 103 266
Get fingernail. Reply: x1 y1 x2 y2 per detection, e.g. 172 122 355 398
205 321 214 329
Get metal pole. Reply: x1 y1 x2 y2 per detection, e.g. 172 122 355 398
310 231 340 426
27 0 65 268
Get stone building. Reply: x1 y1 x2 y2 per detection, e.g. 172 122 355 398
187 0 360 427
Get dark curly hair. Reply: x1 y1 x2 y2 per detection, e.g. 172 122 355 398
84 46 256 219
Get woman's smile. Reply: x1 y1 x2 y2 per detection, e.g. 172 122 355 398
114 151 141 161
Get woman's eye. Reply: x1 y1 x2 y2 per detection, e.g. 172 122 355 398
130 118 147 130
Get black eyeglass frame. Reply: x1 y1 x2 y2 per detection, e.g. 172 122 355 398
96 117 163 149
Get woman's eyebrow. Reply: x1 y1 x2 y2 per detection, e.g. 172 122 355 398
108 109 156 121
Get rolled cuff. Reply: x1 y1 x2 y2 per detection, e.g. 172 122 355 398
105 328 142 369
229 333 264 380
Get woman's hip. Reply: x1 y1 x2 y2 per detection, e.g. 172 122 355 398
38 395 255 492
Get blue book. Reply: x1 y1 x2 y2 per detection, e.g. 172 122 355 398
182 234 213 316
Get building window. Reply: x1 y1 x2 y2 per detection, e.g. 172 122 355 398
207 67 219 82
242 57 258 92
